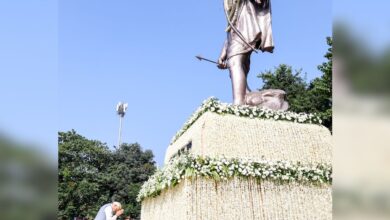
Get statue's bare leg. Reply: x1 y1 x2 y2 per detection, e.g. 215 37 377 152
228 54 250 105
244 53 251 93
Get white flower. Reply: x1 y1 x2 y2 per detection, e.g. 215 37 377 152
137 153 332 201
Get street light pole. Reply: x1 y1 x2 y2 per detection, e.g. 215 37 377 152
116 102 128 148
118 115 123 148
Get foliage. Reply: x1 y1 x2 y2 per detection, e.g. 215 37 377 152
310 37 332 129
58 130 156 220
138 154 332 202
257 37 333 130
0 136 57 220
258 64 310 113
107 143 156 218
334 23 390 95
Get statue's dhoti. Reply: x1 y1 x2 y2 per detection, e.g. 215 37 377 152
226 0 274 61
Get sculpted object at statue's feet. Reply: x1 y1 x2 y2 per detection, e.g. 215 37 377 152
244 89 289 111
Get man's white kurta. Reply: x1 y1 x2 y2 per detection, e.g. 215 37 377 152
104 205 118 220
94 203 118 220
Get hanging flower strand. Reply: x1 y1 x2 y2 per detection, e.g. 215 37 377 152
137 154 332 202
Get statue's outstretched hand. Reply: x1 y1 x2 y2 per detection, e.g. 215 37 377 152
217 56 228 69
218 40 228 69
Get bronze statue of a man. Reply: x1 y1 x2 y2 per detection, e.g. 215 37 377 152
218 0 274 105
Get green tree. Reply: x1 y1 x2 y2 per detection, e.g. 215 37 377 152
334 23 390 95
257 37 333 130
58 130 112 219
58 130 156 220
108 143 156 218
309 37 332 129
257 64 311 113
0 136 57 220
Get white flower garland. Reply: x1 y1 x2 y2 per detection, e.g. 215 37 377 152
137 154 332 202
170 97 323 145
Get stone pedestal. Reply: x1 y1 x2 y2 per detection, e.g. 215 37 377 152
141 104 332 220
165 112 331 164
141 178 331 220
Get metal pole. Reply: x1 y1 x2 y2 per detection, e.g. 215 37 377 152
116 102 127 148
118 115 123 147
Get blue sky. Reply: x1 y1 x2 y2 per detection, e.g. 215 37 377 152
58 0 331 165
1 0 333 165
333 0 390 52
0 1 57 158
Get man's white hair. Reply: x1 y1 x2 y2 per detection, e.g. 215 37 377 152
112 201 122 209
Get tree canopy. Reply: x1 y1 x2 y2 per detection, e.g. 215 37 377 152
0 136 57 220
257 37 333 130
58 130 156 220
